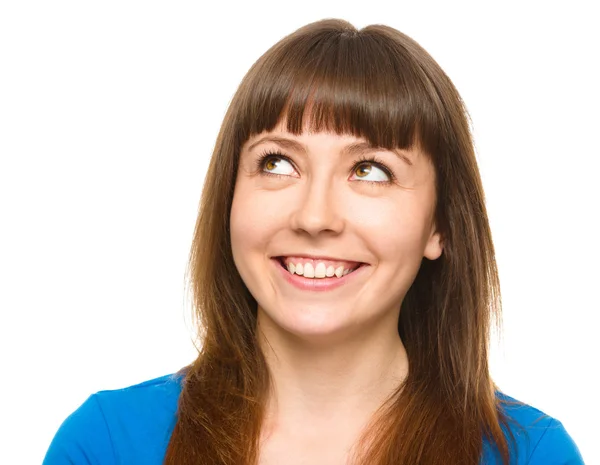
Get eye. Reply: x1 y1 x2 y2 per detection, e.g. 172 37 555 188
255 151 296 177
254 150 396 185
350 158 393 184
352 157 396 184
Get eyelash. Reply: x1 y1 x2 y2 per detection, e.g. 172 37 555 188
253 150 397 185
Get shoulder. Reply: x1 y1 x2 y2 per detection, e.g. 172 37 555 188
484 391 585 464
42 372 184 465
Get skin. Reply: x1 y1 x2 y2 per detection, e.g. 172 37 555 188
230 118 443 464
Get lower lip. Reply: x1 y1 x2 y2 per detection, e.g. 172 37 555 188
272 258 369 292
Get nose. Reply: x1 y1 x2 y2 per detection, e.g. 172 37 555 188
289 175 345 237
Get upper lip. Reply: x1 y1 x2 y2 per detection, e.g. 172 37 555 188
274 254 367 264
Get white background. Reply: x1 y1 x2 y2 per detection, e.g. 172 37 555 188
1 1 598 463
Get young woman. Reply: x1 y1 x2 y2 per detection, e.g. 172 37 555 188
43 19 584 465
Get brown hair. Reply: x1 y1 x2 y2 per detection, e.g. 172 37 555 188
165 18 522 464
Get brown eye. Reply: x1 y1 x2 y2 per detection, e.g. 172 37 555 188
263 156 293 174
255 152 295 177
351 160 392 183
355 163 373 178
265 158 279 171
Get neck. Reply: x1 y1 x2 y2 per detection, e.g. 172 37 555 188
257 312 409 435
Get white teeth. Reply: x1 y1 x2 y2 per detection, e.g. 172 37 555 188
303 262 315 278
282 259 355 279
315 262 326 278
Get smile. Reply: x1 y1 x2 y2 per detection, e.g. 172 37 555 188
277 256 364 278
272 257 369 292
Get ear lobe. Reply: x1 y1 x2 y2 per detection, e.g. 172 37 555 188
424 230 444 260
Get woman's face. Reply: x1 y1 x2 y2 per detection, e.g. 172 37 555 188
230 119 443 343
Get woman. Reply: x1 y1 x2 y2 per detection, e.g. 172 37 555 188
43 19 584 465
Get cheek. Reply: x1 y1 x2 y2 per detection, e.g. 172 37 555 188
357 199 433 262
230 191 255 257
231 191 272 245
230 186 280 272
229 188 279 304
229 195 257 292
377 227 424 265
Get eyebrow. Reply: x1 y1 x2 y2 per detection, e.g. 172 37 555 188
246 136 413 166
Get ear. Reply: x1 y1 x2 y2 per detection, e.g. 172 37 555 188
423 226 444 261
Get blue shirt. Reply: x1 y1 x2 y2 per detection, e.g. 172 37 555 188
42 373 585 464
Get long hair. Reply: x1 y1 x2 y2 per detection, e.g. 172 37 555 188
164 19 521 464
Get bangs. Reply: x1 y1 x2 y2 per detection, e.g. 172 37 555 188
234 24 446 157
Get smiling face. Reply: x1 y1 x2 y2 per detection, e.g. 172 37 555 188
230 119 443 344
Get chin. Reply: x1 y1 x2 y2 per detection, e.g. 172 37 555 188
259 305 359 344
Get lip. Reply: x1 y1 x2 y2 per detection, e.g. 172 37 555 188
271 258 369 292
